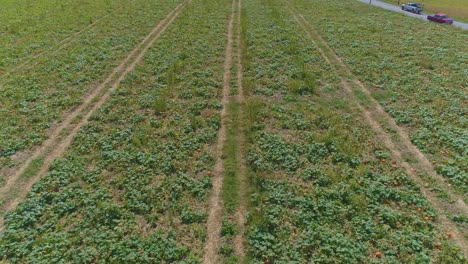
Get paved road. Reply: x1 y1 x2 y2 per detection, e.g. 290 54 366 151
356 0 468 30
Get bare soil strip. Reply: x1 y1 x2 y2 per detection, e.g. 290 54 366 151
203 0 235 262
290 10 468 255
0 0 190 229
233 0 247 260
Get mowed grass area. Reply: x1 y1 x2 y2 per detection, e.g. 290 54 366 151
385 0 468 22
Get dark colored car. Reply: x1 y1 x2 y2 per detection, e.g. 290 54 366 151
401 2 423 14
427 13 454 24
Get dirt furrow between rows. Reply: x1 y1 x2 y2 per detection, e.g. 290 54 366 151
290 10 468 256
0 0 190 230
233 0 247 261
203 0 235 262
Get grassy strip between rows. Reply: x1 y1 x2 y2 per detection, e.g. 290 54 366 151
0 0 230 262
222 101 241 215
219 1 253 261
220 100 242 263
242 0 465 262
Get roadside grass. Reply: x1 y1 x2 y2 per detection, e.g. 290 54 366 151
381 0 468 23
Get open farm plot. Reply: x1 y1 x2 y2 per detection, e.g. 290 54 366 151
0 0 466 262
288 0 467 239
241 0 466 262
292 0 468 195
0 0 185 184
0 0 230 262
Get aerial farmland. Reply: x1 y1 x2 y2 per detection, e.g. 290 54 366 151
0 0 466 262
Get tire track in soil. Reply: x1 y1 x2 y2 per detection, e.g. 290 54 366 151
0 0 140 171
232 0 247 260
203 0 235 262
293 11 467 214
0 0 190 231
338 78 468 255
289 8 468 256
295 11 467 211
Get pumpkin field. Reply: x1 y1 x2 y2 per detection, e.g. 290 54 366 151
0 0 466 262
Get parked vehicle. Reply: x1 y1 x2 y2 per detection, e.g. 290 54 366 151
401 2 423 14
427 13 454 24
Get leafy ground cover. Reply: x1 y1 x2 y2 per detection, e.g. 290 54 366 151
241 0 465 262
0 0 466 262
0 0 184 180
0 0 124 72
293 0 468 194
0 0 230 262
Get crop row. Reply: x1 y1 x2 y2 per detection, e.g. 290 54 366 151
0 0 230 262
291 0 467 193
241 0 465 262
0 0 184 178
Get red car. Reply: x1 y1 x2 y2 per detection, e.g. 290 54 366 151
427 13 454 24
